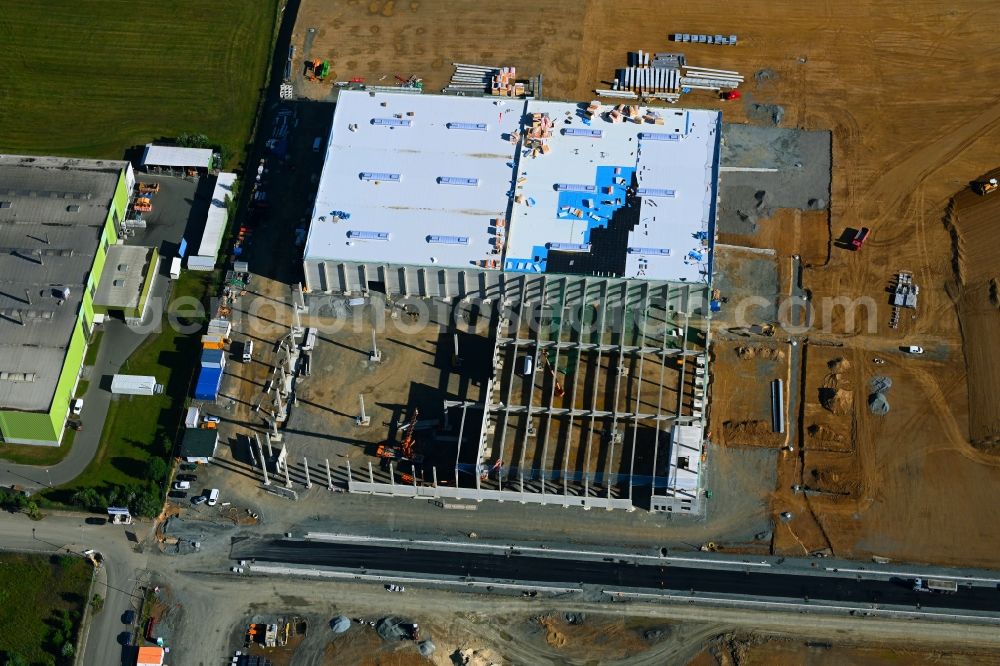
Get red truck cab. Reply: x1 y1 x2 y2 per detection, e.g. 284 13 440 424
851 227 871 250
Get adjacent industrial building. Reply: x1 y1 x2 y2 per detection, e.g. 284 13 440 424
0 155 156 446
304 91 722 512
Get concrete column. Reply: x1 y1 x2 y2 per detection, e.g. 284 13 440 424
325 458 333 491
283 456 292 488
256 435 270 486
303 457 312 489
368 461 375 486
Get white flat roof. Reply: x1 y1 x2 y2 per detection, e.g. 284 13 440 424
141 144 213 169
305 90 522 270
668 424 703 491
304 92 720 283
505 101 719 282
198 172 236 258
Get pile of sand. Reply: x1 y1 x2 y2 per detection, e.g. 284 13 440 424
736 345 785 361
537 617 567 648
451 648 503 666
819 387 853 415
807 423 846 443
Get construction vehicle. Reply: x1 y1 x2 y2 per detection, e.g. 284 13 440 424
750 323 775 337
133 197 152 213
137 182 160 194
850 226 871 250
720 90 741 101
973 177 998 195
912 578 958 594
318 60 331 80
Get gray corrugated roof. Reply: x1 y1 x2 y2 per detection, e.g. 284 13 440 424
94 245 155 310
141 144 212 169
0 155 126 412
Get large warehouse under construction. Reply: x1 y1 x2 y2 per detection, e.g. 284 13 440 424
304 90 721 512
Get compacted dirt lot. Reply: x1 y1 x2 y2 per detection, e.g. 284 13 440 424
292 0 1000 567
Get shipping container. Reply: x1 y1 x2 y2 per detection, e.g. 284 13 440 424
201 348 226 369
206 318 232 338
194 365 223 401
111 374 162 396
201 334 225 350
185 406 201 428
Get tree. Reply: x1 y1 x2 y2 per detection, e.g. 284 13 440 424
4 653 29 666
134 487 163 518
61 642 74 658
148 457 169 483
177 132 210 148
90 593 104 613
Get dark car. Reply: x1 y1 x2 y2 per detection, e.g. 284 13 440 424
122 610 136 625
176 474 198 482
117 631 132 646
180 463 197 472
84 517 107 525
168 490 188 499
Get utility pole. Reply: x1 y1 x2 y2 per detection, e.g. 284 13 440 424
356 394 371 427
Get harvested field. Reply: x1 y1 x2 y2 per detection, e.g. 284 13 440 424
0 0 279 165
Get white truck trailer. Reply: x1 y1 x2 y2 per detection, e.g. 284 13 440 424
110 374 164 396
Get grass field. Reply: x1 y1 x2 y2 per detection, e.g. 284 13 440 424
0 0 280 167
0 553 92 664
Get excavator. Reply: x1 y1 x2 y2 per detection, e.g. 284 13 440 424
973 177 998 196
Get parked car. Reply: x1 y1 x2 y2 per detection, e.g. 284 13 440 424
122 610 136 625
905 345 924 354
168 490 188 499
202 415 221 424
70 398 84 416
192 495 208 505
180 463 197 472
173 480 191 490
176 474 198 482
231 566 244 574
208 488 220 506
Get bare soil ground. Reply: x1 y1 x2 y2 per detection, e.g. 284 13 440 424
291 0 1000 568
688 635 1000 666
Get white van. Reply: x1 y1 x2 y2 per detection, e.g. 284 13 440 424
242 339 254 363
208 488 220 506
521 355 534 376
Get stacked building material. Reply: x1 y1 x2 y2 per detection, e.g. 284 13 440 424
491 66 525 97
672 33 738 45
680 65 743 91
524 112 553 157
443 63 524 96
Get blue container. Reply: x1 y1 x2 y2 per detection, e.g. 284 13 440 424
194 366 223 400
710 299 722 312
201 348 225 368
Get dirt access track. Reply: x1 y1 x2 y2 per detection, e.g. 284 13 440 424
293 0 1000 568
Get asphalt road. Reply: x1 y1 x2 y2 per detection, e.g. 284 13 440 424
235 539 1000 613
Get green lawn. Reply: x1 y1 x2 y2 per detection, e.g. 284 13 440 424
0 553 92 665
59 314 200 494
0 430 75 467
0 0 280 168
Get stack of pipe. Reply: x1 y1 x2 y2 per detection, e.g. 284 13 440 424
680 65 743 91
442 63 498 94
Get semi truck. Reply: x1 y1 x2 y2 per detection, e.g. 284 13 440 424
912 577 958 594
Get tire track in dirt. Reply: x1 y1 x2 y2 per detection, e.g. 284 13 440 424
906 365 1000 468
866 98 1000 220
